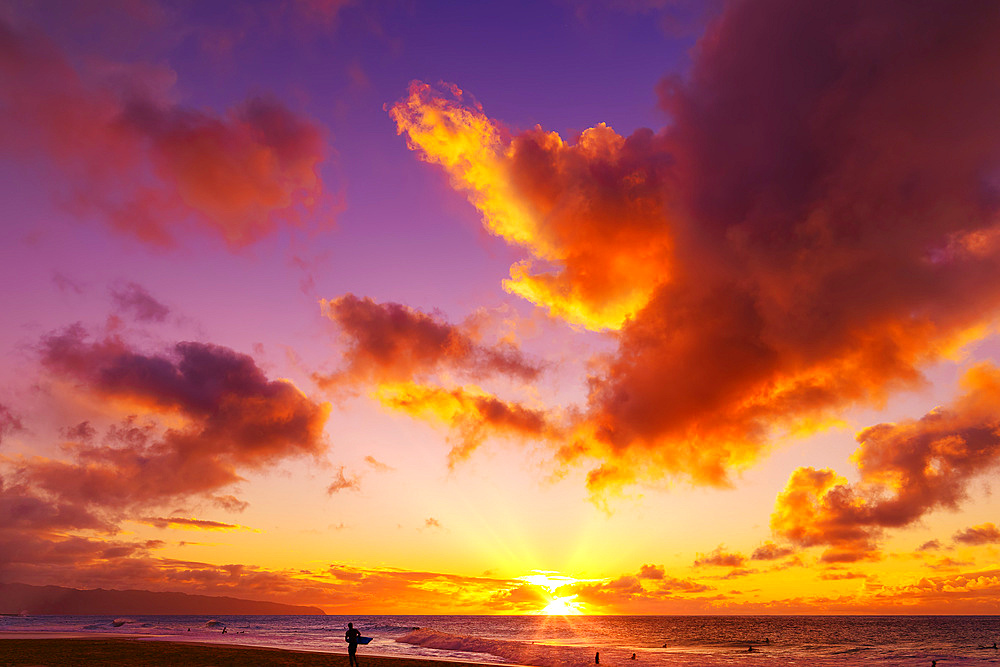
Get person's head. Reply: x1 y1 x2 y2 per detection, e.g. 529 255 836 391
348 623 353 629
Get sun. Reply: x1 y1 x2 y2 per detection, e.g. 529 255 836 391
541 596 584 615
517 571 595 615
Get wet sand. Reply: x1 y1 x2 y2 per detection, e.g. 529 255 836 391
0 635 494 666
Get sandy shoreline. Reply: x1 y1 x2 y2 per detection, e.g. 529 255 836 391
0 635 508 666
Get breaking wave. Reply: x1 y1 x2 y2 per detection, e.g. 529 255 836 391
396 628 591 667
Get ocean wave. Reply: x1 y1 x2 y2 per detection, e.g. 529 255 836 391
329 622 419 635
831 646 874 655
396 628 594 667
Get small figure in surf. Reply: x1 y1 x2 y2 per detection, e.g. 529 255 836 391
747 646 756 652
630 653 637 660
346 622 362 667
595 651 600 664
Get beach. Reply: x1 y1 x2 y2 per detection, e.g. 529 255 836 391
0 636 490 667
5 615 1000 666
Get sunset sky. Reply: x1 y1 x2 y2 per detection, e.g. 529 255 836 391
3 0 1000 615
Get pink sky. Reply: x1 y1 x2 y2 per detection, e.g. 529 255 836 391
3 0 1000 614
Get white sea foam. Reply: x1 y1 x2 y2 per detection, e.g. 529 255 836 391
396 628 592 667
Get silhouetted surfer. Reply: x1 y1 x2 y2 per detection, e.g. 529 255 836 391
595 651 600 664
346 622 362 667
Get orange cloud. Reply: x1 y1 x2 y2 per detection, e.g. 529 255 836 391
211 495 249 513
0 478 110 534
0 548 705 614
0 16 329 247
638 563 664 579
565 566 713 614
0 476 158 594
772 363 1000 561
394 2 1000 494
8 524 1000 614
318 294 541 389
693 547 746 568
22 325 330 514
137 517 256 532
770 467 877 563
318 295 553 465
750 542 795 561
953 523 1000 546
0 530 159 575
389 82 674 330
327 466 360 494
486 583 548 612
924 556 973 571
363 455 393 472
375 383 555 466
882 568 1000 612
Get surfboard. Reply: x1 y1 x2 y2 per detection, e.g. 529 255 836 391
347 636 374 645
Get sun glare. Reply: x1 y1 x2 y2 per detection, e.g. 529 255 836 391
541 596 584 615
518 572 593 615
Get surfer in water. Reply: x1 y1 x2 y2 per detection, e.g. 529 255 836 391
346 622 362 667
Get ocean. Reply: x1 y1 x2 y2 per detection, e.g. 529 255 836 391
3 614 1000 665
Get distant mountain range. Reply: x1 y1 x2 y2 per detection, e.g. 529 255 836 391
0 583 324 615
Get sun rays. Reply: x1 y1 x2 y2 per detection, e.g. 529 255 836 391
518 572 593 615
540 596 584 615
